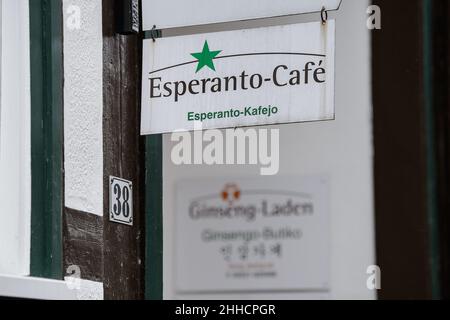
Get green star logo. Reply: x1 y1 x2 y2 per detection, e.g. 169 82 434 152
191 41 222 73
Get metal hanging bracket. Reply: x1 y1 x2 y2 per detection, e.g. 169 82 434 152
147 25 162 42
321 6 329 25
151 25 157 42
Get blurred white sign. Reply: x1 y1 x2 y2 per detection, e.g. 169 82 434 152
142 0 341 30
141 21 335 135
175 177 330 293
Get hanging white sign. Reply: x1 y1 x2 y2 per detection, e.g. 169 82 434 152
141 21 335 135
142 0 341 30
175 176 330 293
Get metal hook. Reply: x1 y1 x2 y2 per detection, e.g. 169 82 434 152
151 25 157 42
321 7 328 25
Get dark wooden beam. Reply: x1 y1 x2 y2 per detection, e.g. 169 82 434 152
63 208 104 282
102 0 146 300
372 0 435 299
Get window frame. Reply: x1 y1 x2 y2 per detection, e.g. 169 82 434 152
0 0 32 277
29 0 64 280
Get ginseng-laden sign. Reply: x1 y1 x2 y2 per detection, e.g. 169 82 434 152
175 177 330 293
142 0 341 30
141 21 335 135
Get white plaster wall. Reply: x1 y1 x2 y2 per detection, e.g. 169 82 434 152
63 0 103 216
162 0 375 300
0 275 103 300
0 0 31 276
0 1 2 139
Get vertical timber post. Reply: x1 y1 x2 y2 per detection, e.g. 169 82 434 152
102 0 146 299
372 0 442 299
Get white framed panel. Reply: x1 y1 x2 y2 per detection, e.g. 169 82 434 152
0 0 31 276
162 0 376 300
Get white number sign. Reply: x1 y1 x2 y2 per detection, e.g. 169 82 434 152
109 176 133 226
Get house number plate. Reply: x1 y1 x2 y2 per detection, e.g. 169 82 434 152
110 176 133 226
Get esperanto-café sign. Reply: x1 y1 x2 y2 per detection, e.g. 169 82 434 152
141 21 335 135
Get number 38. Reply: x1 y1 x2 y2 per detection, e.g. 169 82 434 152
113 184 131 218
